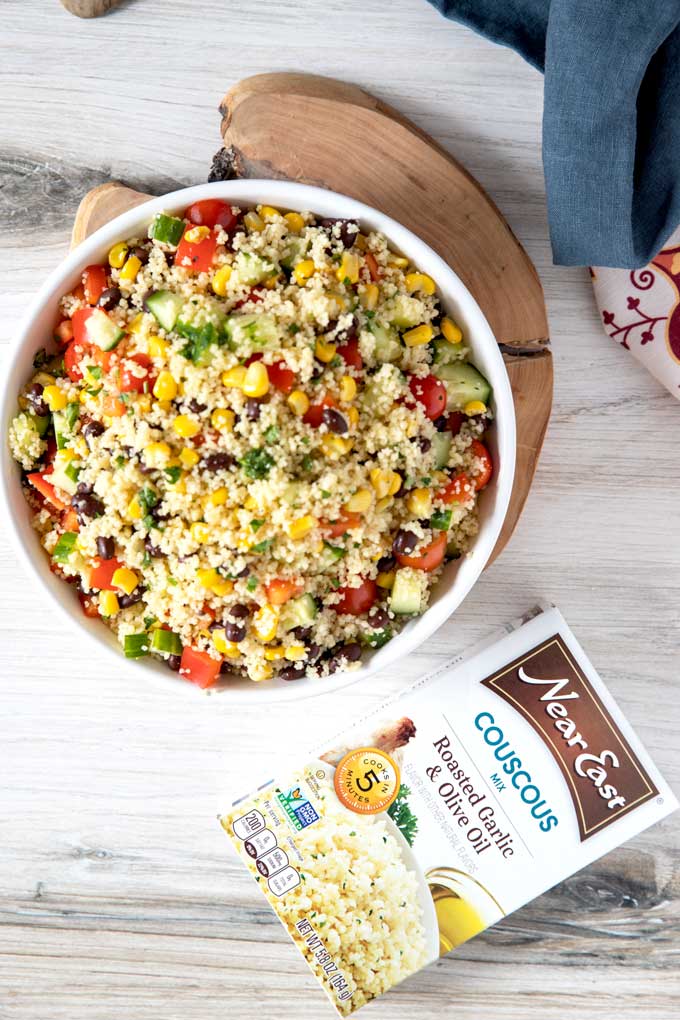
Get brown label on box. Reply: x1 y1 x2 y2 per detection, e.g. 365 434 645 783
481 634 659 840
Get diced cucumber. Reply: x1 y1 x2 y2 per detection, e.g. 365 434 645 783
432 337 464 366
321 541 346 568
226 313 281 355
386 294 427 329
282 481 303 506
434 361 491 410
149 213 185 247
233 251 276 286
368 320 402 362
431 431 452 470
389 567 429 615
280 235 309 269
64 461 81 485
124 633 151 659
145 290 185 331
27 412 49 437
52 531 78 564
150 629 182 655
53 402 80 450
281 593 318 632
361 627 393 649
430 509 452 531
49 461 77 496
85 308 125 351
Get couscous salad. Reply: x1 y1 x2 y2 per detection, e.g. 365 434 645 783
9 199 493 687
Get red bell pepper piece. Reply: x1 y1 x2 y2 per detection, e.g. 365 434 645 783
27 472 70 512
179 646 222 689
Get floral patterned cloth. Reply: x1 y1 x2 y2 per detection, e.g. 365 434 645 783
592 229 680 398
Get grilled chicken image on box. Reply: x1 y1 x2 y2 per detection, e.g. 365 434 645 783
321 717 416 768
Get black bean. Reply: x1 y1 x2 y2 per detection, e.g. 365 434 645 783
229 603 250 619
320 217 359 249
376 554 396 573
292 626 313 643
187 398 206 414
322 408 348 434
220 660 233 674
412 435 432 453
145 537 162 558
202 451 234 472
433 415 449 433
96 536 115 559
26 383 49 417
76 481 93 494
369 608 390 630
167 654 182 672
71 492 103 523
280 665 306 682
392 528 418 556
224 620 246 643
236 565 250 578
337 642 362 662
82 419 105 443
118 589 143 609
149 504 168 523
305 642 321 662
97 286 121 311
334 315 358 344
131 245 150 265
244 399 262 421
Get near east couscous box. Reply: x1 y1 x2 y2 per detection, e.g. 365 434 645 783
221 606 677 1015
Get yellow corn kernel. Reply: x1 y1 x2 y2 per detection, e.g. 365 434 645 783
432 470 449 486
405 272 436 296
354 232 367 251
127 312 145 335
211 264 233 296
284 644 307 662
441 316 463 344
327 292 350 317
190 522 211 545
174 476 187 494
293 259 316 285
403 324 434 347
388 254 410 268
127 495 143 520
406 487 433 517
156 400 172 413
210 408 235 432
144 441 171 467
284 211 305 233
259 205 280 219
112 567 139 596
376 496 394 512
264 645 286 661
244 210 265 233
315 337 336 363
339 375 357 402
179 447 200 468
313 539 324 554
252 604 280 643
243 495 258 511
173 414 201 438
337 252 360 285
347 406 360 428
152 371 178 402
369 468 401 499
147 336 169 359
344 488 373 513
136 394 152 414
287 515 318 540
387 471 402 496
119 255 142 282
43 385 67 412
376 570 396 590
99 590 120 617
264 274 280 290
222 365 247 388
465 400 487 416
72 436 88 457
212 629 241 657
54 448 77 466
108 242 128 269
197 567 219 590
184 225 211 244
321 434 353 459
360 283 379 311
250 662 274 682
81 365 101 388
287 390 310 416
242 361 270 398
207 486 228 507
211 577 234 597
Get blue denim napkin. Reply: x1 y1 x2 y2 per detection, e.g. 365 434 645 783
426 0 680 269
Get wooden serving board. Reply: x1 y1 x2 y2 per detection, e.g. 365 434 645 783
71 73 551 565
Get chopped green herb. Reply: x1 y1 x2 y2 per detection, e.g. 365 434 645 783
264 425 279 444
252 537 274 554
288 323 300 335
320 489 331 498
247 576 258 592
330 354 342 367
301 454 313 472
250 518 265 532
88 365 103 380
430 509 452 531
164 466 182 484
143 616 156 629
115 455 126 469
240 447 274 479
167 576 178 586
421 476 431 485
52 531 77 563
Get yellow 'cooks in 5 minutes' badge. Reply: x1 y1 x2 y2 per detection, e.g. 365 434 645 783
333 747 401 814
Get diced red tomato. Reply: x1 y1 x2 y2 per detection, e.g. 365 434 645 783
409 374 447 420
71 306 95 347
365 252 381 281
244 352 263 366
185 199 238 232
447 411 464 436
303 392 337 428
44 437 57 464
27 472 69 512
268 360 296 394
180 646 222 689
333 578 378 615
265 578 304 606
90 557 123 591
82 264 108 305
396 531 447 572
200 602 217 622
438 471 475 505
321 511 362 538
78 592 100 618
336 336 362 371
91 346 116 372
176 227 218 273
64 340 87 383
61 508 80 533
469 440 493 491
119 353 156 394
233 286 264 310
101 394 127 417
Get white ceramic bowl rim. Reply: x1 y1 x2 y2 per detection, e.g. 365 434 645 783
0 180 516 703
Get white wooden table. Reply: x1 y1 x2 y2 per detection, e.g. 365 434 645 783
1 2 678 1018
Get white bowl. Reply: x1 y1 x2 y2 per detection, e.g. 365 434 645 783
0 181 516 702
